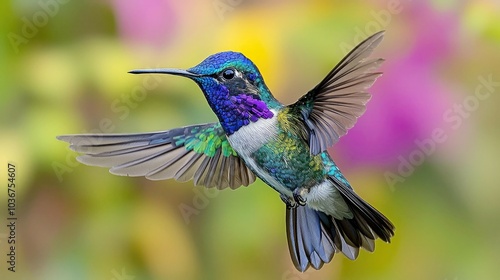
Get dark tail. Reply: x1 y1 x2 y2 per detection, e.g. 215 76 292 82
286 181 394 272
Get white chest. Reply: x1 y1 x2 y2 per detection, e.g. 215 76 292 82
227 111 293 196
226 110 278 155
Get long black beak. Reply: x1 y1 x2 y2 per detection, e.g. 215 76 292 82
128 68 201 78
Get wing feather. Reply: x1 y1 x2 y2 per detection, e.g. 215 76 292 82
57 123 256 189
288 31 385 154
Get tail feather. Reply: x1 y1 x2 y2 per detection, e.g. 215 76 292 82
331 176 394 243
286 181 394 272
286 206 334 271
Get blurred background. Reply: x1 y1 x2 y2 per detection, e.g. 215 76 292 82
1 0 499 279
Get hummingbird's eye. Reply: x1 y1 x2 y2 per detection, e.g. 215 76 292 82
222 69 235 80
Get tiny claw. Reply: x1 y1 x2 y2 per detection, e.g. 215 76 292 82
280 194 297 209
293 188 308 206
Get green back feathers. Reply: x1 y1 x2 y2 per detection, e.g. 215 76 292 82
174 123 237 157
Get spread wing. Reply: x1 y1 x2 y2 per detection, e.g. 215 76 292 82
288 31 385 154
57 123 256 189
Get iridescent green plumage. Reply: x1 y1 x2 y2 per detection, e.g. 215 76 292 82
177 123 237 157
252 110 325 190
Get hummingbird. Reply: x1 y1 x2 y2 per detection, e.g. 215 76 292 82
58 31 394 272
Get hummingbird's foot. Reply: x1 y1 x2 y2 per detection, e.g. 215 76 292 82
280 194 297 208
293 187 308 206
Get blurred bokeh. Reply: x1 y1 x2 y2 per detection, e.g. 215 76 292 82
1 0 500 279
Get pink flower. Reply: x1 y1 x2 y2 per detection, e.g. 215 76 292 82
333 2 457 168
111 0 178 47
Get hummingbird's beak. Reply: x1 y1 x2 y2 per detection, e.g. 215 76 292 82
128 68 201 78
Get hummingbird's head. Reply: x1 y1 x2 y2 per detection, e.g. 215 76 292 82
130 51 281 135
